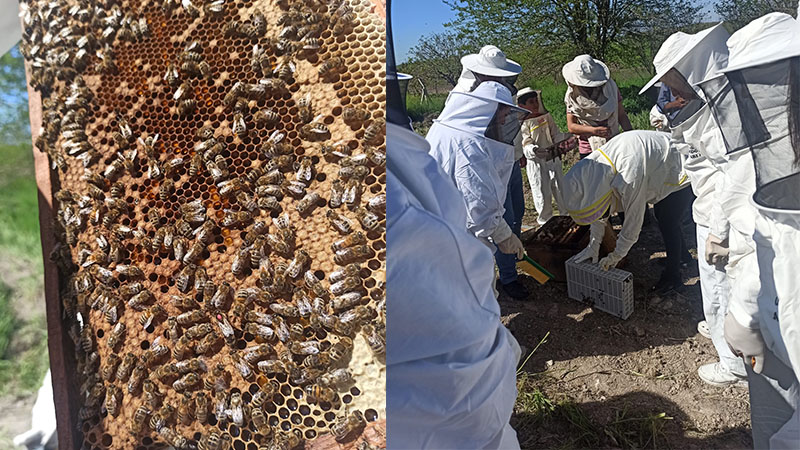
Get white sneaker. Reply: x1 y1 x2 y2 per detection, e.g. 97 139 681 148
697 362 747 387
697 320 711 339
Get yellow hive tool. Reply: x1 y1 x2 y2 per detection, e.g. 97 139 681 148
517 254 555 285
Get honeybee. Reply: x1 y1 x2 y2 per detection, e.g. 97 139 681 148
367 193 386 214
221 210 252 229
178 393 195 425
330 276 361 296
196 331 222 354
328 336 353 365
355 207 381 232
185 322 213 340
139 304 166 329
143 379 163 409
332 292 363 312
179 98 197 116
163 63 179 87
211 282 233 310
364 119 385 145
203 0 225 17
256 359 285 375
343 106 371 126
204 363 230 392
158 427 187 449
244 309 273 326
300 117 330 139
173 372 199 392
334 245 371 266
101 353 121 381
318 368 355 389
363 323 386 357
214 313 236 346
128 289 154 310
245 323 275 341
230 351 254 379
130 404 151 435
175 263 195 294
303 270 327 298
172 236 188 262
305 384 336 404
332 232 367 252
158 179 174 202
327 210 354 234
226 391 245 426
103 382 121 417
270 302 299 318
273 316 291 343
232 113 247 138
331 410 366 442
177 309 206 326
107 322 126 349
274 57 295 81
329 180 344 208
251 407 270 434
117 352 137 381
343 179 363 205
254 108 280 126
290 340 320 355
302 36 320 51
243 344 272 366
287 250 309 278
195 392 209 424
128 361 146 394
232 247 250 276
297 94 312 123
252 10 267 35
150 402 174 432
295 156 313 182
318 56 345 77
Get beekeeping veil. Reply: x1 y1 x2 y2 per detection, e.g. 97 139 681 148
698 13 800 213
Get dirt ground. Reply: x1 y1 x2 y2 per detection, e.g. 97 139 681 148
505 177 752 449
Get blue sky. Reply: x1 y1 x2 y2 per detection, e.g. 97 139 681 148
392 0 456 63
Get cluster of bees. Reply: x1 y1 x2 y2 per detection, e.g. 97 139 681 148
20 0 385 448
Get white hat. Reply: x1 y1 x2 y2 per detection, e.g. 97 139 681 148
460 45 522 78
516 87 536 99
451 81 527 115
723 12 800 73
639 23 728 94
561 55 610 87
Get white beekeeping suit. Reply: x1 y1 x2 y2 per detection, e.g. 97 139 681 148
642 24 747 386
426 81 528 256
387 122 521 450
518 88 567 225
560 131 689 269
700 13 800 448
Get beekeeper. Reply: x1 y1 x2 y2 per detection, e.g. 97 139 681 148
385 7 521 446
517 88 572 225
560 131 692 289
640 24 747 387
426 81 529 260
698 13 800 448
449 45 522 101
562 55 633 159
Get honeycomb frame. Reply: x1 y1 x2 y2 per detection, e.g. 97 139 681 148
19 0 386 448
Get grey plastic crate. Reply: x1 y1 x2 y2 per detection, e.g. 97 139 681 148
565 255 634 319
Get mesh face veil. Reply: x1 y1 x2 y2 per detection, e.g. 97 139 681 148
700 58 800 212
485 104 527 146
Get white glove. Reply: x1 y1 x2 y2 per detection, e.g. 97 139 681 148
724 313 766 373
574 220 606 264
497 234 524 260
598 252 622 271
705 233 729 266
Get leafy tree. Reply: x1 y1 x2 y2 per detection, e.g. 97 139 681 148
714 0 796 31
399 31 477 92
442 0 703 76
0 45 31 145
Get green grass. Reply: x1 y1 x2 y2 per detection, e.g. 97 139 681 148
0 143 48 396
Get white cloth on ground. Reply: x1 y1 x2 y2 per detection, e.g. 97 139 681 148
13 370 57 450
427 82 520 247
387 123 521 450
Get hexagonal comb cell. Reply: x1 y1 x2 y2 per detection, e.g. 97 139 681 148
19 0 385 447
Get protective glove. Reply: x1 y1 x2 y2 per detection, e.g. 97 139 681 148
497 234 524 260
705 233 729 266
574 220 606 264
724 313 766 373
598 251 622 271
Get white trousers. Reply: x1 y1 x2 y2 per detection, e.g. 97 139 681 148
696 225 746 376
526 157 564 225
